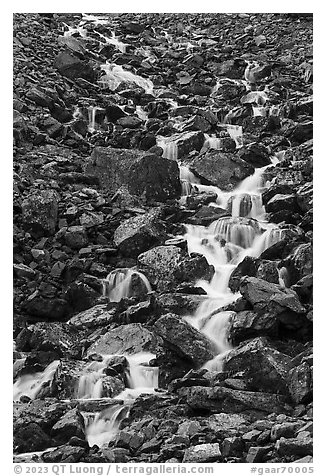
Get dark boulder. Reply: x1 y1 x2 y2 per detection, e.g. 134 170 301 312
237 143 271 168
22 190 59 238
54 50 97 82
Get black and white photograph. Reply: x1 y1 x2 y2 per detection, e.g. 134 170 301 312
11 6 314 469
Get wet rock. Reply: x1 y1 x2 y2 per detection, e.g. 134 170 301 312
42 445 86 463
297 182 313 213
291 243 313 280
237 143 271 168
154 313 215 366
265 194 299 214
22 190 59 237
228 310 279 344
86 323 159 357
239 277 306 328
224 337 293 395
138 245 213 292
229 257 259 293
183 443 222 463
52 408 85 444
113 210 166 257
189 150 254 191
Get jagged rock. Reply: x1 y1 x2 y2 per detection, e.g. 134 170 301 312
291 243 313 279
117 116 143 129
275 436 313 457
224 337 293 395
228 310 279 344
26 86 55 108
185 386 290 414
189 150 254 191
221 436 245 457
51 408 85 444
64 226 88 250
13 263 36 280
239 277 306 328
86 323 159 357
287 362 312 404
22 190 59 237
23 293 71 321
85 147 181 201
246 446 272 463
113 210 166 257
271 422 302 441
297 182 313 213
229 257 259 292
237 143 271 168
138 245 214 292
154 313 215 366
15 322 80 358
54 50 96 82
14 422 52 453
265 194 299 214
42 445 86 463
69 305 115 329
183 443 222 462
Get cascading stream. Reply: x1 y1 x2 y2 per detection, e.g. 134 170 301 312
78 352 158 447
182 157 285 370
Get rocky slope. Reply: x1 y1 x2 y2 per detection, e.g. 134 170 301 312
13 13 313 464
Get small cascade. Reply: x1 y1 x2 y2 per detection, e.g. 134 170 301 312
13 360 59 402
85 404 130 448
80 352 158 447
63 23 87 38
209 217 261 249
179 165 200 196
226 125 243 148
252 106 267 117
102 268 152 302
136 106 148 121
87 106 101 133
278 266 290 288
99 63 154 94
156 136 178 160
201 134 222 153
97 31 127 53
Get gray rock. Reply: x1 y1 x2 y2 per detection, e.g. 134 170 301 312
64 226 88 250
275 436 313 457
189 150 254 191
22 190 59 237
183 443 222 463
86 323 158 357
246 446 272 463
288 362 312 404
154 313 215 366
224 337 293 395
69 305 115 330
54 50 96 82
113 210 165 257
13 263 36 280
138 245 213 292
51 408 85 444
185 386 290 414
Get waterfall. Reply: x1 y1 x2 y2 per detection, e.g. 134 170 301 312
78 352 158 447
201 134 222 153
87 106 100 133
102 268 152 302
183 156 284 370
226 125 243 148
13 360 60 402
97 31 127 53
99 63 154 94
156 136 178 160
179 165 200 196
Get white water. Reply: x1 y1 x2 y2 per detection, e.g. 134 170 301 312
156 135 179 160
13 360 59 402
102 268 152 302
81 352 158 447
97 31 127 53
183 157 284 369
99 63 154 94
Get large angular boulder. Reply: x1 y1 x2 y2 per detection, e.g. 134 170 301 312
183 443 222 462
54 50 96 82
185 386 290 414
69 305 115 330
85 323 159 357
223 337 293 395
189 150 254 191
239 277 306 328
158 131 205 159
138 245 214 291
228 310 279 344
85 147 181 201
51 408 85 444
21 190 59 237
154 313 215 366
237 143 271 168
113 210 166 257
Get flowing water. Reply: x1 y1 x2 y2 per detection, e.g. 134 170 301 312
80 352 158 447
99 64 154 94
182 157 285 369
102 268 152 302
13 360 60 402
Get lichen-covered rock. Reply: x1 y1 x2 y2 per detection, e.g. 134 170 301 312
22 190 59 237
183 443 222 462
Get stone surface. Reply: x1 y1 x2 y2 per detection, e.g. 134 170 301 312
22 190 59 237
183 443 222 462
